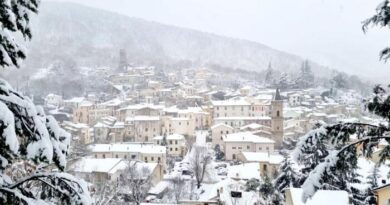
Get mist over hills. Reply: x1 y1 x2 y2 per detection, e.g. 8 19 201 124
16 1 337 78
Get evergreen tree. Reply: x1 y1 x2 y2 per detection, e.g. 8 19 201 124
290 85 390 205
331 72 348 89
0 1 91 204
259 175 274 197
274 155 302 192
363 0 390 61
0 0 39 67
276 72 289 89
264 63 274 86
214 144 224 160
245 178 260 192
295 60 314 88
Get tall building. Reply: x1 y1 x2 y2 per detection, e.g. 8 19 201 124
271 88 284 148
118 49 128 72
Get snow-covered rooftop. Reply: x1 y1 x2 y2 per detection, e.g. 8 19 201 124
223 132 275 144
91 143 166 154
69 158 126 174
287 188 349 205
241 152 283 164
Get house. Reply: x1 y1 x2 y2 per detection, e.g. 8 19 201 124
211 98 251 118
285 188 350 205
90 143 167 170
67 158 126 184
373 183 390 205
125 116 161 142
153 134 186 157
45 93 63 107
62 121 92 144
238 152 283 178
223 132 275 160
211 123 234 148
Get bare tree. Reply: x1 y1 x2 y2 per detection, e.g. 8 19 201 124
93 178 118 205
190 146 212 188
170 176 186 203
120 160 153 205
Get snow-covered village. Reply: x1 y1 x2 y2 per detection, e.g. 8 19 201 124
2 0 390 205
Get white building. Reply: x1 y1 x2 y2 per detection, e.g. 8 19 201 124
223 132 275 161
153 134 186 157
90 143 167 168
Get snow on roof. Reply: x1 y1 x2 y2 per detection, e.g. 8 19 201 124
69 158 126 174
80 101 93 107
241 152 283 164
112 121 125 128
215 116 271 121
119 104 164 111
125 116 160 122
211 99 250 106
153 134 184 140
227 163 260 180
94 122 110 128
223 132 275 144
210 123 233 130
240 123 263 130
91 143 166 154
62 121 89 129
101 98 123 107
64 97 85 103
288 188 349 205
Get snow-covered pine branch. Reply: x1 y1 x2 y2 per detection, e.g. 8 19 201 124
0 0 39 67
363 0 390 61
292 122 390 203
0 79 91 204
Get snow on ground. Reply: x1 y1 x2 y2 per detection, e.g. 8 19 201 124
289 188 349 205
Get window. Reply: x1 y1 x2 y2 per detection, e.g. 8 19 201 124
145 128 148 132
179 122 181 125
132 155 136 159
266 147 269 151
232 147 236 150
187 122 189 126
247 146 250 150
175 140 178 144
170 140 173 145
259 147 262 151
175 148 178 151
224 107 227 110
232 154 236 160
151 157 154 161
157 140 160 145
170 148 173 151
277 110 280 117
238 147 242 150
226 131 229 134
263 164 268 171
115 154 118 158
144 157 148 161
102 154 105 159
217 107 219 110
220 131 223 134
158 157 161 162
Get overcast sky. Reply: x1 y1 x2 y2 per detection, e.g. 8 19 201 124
48 0 389 81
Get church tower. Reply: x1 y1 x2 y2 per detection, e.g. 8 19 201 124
271 88 284 149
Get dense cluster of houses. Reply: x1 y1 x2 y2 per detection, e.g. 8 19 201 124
42 66 369 204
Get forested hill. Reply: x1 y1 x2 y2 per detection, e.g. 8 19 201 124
21 1 332 76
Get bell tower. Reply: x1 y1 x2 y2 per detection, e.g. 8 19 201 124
271 88 284 149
